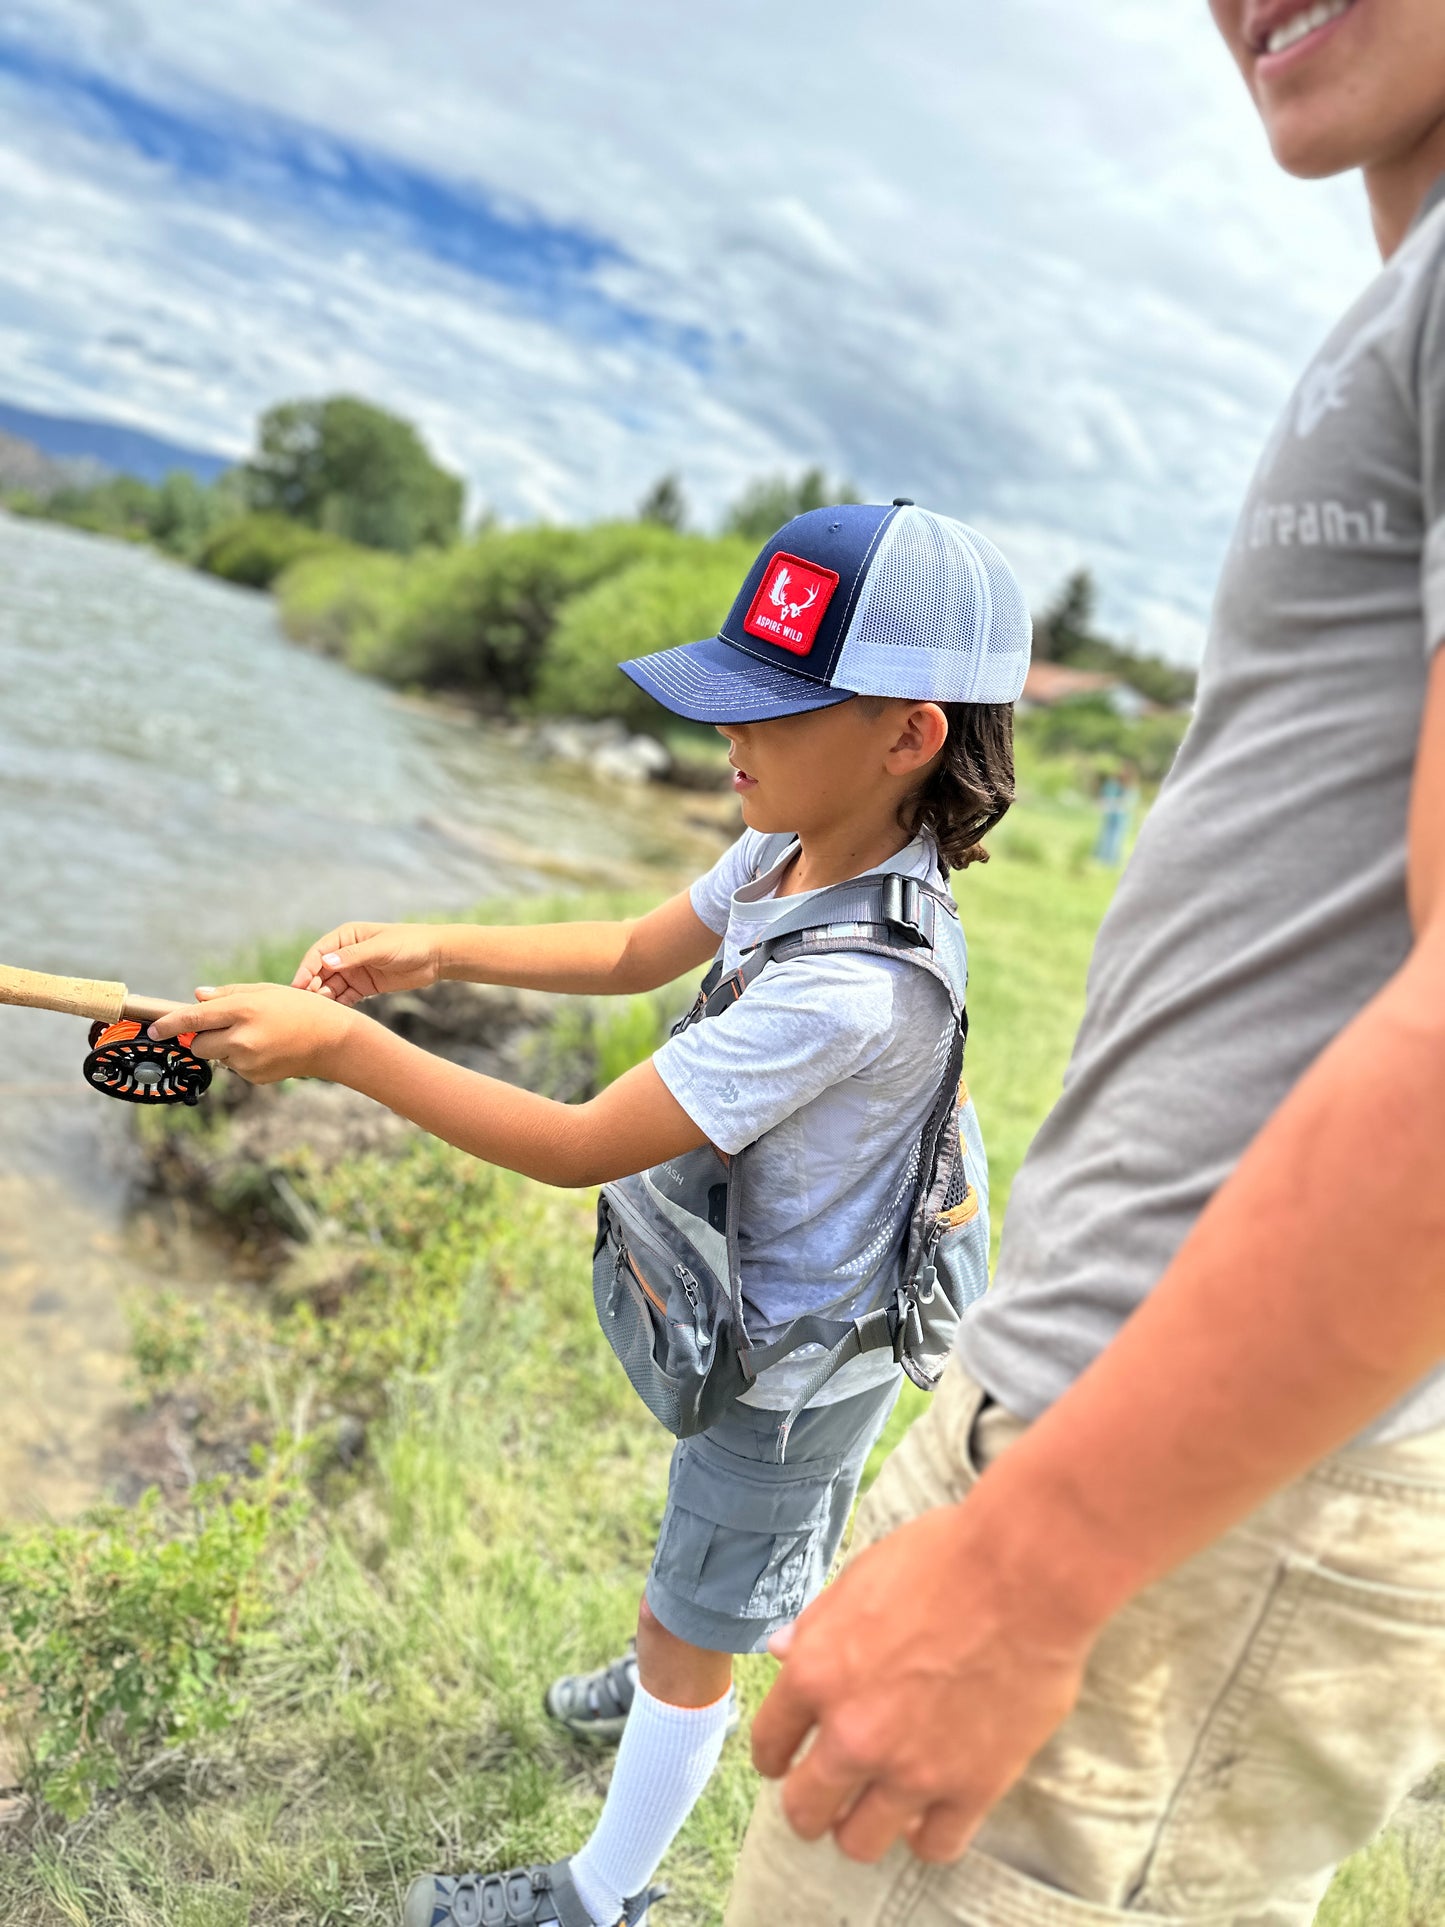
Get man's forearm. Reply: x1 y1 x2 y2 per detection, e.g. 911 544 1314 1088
966 929 1445 1638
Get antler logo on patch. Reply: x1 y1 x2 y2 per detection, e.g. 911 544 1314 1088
743 553 839 656
769 567 819 623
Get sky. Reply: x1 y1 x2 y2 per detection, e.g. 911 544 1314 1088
0 0 1382 661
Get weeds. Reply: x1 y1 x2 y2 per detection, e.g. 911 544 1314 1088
0 1460 297 1819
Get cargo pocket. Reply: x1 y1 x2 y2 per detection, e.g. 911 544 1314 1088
1133 1554 1445 1916
652 1450 837 1626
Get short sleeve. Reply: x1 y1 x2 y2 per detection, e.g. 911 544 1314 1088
1418 254 1445 654
688 831 762 935
652 953 897 1154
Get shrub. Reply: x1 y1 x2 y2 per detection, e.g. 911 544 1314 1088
373 521 683 699
276 545 412 669
7 470 243 562
1017 697 1190 787
0 1469 293 1817
536 538 753 731
197 513 349 589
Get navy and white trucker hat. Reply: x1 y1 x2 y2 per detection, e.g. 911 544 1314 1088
620 500 1032 724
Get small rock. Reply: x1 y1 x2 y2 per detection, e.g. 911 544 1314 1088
590 735 672 785
532 716 671 785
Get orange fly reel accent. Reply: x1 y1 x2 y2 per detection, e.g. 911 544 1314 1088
82 1019 212 1107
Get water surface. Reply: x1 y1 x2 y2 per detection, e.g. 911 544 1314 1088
0 512 720 1518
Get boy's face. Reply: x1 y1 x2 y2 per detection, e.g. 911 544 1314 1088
1209 0 1445 177
716 699 944 841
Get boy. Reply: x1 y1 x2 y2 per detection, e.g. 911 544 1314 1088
151 500 1031 1926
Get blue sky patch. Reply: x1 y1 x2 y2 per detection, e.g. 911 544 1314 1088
0 37 708 363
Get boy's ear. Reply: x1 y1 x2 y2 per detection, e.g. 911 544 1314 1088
886 701 949 773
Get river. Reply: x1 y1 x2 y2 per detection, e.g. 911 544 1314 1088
0 511 724 1522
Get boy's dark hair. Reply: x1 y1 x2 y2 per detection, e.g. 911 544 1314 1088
863 699 1016 871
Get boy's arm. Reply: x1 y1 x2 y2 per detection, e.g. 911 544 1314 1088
149 991 710 1186
293 888 721 1004
438 890 722 995
749 647 1445 1865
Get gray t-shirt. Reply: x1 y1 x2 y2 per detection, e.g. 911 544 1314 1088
959 178 1445 1444
654 830 954 1410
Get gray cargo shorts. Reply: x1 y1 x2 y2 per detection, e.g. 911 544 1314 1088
645 1373 903 1654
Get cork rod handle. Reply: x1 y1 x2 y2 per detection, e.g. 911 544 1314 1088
0 965 182 1026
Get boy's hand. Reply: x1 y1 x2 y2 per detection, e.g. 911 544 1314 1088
150 983 357 1085
292 922 441 1004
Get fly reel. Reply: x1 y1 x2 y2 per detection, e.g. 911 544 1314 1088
83 1019 212 1106
1 963 216 1107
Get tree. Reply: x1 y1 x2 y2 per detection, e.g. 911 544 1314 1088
638 473 688 530
1033 569 1097 663
244 396 463 554
723 466 859 542
1033 568 1197 708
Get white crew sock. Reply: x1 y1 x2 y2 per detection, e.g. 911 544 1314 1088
569 1681 733 1924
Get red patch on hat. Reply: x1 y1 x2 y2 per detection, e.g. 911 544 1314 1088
742 553 839 657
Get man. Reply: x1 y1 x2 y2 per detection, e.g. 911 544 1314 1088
725 3 1445 1921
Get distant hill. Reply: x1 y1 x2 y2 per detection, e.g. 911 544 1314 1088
0 430 108 497
0 400 233 485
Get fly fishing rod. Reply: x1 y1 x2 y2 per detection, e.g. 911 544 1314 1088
0 965 213 1106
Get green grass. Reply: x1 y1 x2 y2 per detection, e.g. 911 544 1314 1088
4 776 1432 1925
1 1156 773 1925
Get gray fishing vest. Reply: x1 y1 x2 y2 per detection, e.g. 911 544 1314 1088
592 838 990 1457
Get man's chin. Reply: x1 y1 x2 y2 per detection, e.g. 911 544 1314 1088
1263 113 1371 179
1260 95 1416 179
1268 133 1369 179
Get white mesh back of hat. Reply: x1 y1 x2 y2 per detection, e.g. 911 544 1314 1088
833 507 1032 703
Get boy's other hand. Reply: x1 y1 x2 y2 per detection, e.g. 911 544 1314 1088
150 983 357 1085
292 922 441 1004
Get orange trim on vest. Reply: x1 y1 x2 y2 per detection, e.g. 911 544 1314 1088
937 1186 980 1231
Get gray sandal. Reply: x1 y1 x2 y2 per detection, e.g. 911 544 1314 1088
544 1645 640 1743
543 1644 740 1746
402 1858 663 1927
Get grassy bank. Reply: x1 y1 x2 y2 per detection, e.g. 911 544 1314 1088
0 781 1434 1925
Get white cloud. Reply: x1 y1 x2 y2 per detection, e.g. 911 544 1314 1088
0 0 1381 659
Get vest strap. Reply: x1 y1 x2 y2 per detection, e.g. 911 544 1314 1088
746 1304 902 1461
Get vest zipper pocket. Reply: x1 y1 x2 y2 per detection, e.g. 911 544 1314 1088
606 1193 716 1349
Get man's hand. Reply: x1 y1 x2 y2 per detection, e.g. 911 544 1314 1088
752 1500 1095 1864
150 982 357 1084
292 921 441 1004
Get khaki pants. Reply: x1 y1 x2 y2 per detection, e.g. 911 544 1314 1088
725 1366 1445 1926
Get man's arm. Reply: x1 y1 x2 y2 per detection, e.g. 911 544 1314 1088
750 647 1445 1866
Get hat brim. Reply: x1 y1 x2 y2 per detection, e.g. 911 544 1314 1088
619 634 855 725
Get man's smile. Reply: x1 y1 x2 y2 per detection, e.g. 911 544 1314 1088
1247 0 1359 70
